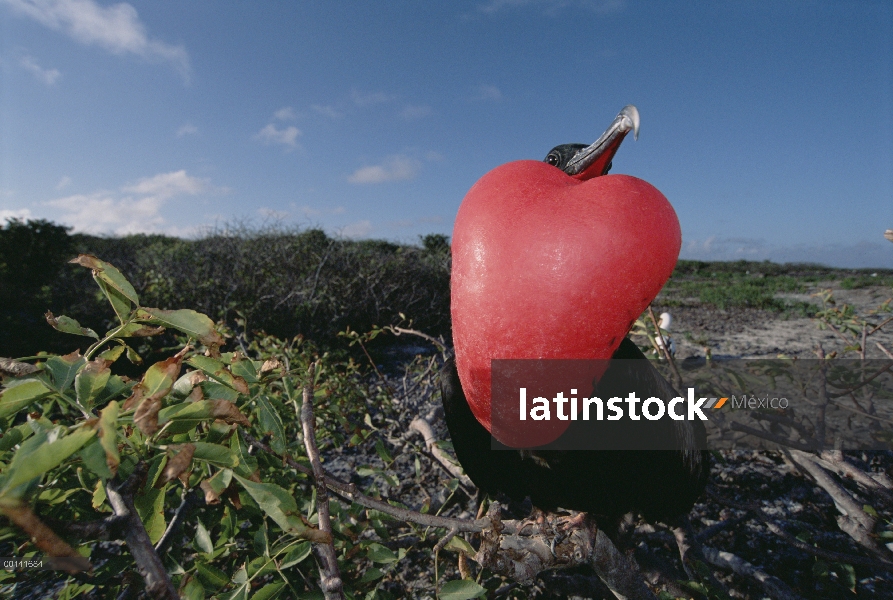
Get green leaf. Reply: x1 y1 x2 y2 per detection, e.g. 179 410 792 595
75 359 112 410
256 395 286 454
44 313 99 339
358 567 384 584
374 439 393 464
71 255 139 320
279 542 312 569
192 442 240 468
141 308 224 348
0 422 34 452
98 345 126 363
444 536 475 555
195 562 229 591
79 438 114 479
366 543 398 564
44 352 86 392
187 356 249 394
232 474 309 537
439 579 487 600
181 576 205 600
249 582 285 600
158 400 249 429
195 519 214 554
91 479 106 510
97 401 119 476
134 487 166 544
229 356 259 384
0 379 53 419
0 426 96 495
230 433 258 478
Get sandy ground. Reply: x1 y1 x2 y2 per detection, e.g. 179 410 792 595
651 284 893 360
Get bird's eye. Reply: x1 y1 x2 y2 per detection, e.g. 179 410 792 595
545 152 561 167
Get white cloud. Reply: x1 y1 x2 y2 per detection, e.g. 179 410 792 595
55 175 72 190
681 235 893 269
400 104 433 120
351 89 395 107
44 170 213 235
474 84 502 101
254 123 301 148
273 106 296 121
311 104 343 119
0 207 33 222
348 155 420 184
19 55 60 84
2 0 190 81
176 123 197 137
340 220 373 238
121 170 208 198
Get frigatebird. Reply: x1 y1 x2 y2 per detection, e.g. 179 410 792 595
441 106 709 524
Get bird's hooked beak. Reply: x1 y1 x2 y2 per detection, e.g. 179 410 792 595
563 105 640 181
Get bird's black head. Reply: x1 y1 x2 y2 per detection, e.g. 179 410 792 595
545 143 611 175
542 105 639 181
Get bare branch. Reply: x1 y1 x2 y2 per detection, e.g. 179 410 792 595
300 362 344 600
787 449 890 559
105 463 179 600
701 545 804 600
410 417 474 488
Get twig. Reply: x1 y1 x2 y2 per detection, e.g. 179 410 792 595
299 362 344 600
707 488 893 570
591 529 656 600
409 417 474 488
701 545 804 600
728 422 818 452
105 463 179 600
155 488 203 555
877 341 893 360
647 306 683 391
786 449 889 559
241 430 490 533
390 326 448 352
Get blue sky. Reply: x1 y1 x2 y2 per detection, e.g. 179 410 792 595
1 0 891 268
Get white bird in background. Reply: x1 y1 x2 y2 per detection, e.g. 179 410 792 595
655 311 676 356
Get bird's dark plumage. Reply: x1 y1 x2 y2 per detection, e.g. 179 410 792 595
440 338 709 523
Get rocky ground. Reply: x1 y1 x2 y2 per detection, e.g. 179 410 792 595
652 284 893 360
327 282 893 599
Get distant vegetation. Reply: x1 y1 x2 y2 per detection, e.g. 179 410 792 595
1 218 891 359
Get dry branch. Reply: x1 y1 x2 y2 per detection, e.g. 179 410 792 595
105 463 179 600
299 362 344 600
409 416 474 488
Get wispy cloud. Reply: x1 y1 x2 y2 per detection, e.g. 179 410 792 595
400 104 433 120
348 155 420 184
340 220 373 238
0 207 33 222
2 0 191 82
45 169 214 235
254 123 301 149
19 54 60 84
477 0 625 15
681 236 893 269
351 89 396 107
311 104 343 119
55 175 72 190
176 123 197 137
273 106 296 121
473 84 502 101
